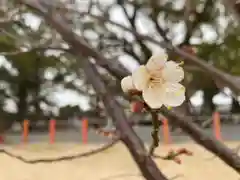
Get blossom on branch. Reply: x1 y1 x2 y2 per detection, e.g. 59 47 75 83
121 75 136 93
121 53 186 109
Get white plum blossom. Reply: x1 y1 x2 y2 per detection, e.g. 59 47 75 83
121 76 136 93
121 53 185 109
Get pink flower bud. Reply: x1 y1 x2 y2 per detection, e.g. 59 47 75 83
174 157 182 164
130 101 145 112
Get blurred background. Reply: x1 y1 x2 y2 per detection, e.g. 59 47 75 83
0 0 239 143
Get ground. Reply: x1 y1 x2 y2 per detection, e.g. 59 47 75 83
0 141 239 180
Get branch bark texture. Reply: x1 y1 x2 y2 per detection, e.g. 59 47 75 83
161 107 240 173
81 58 168 180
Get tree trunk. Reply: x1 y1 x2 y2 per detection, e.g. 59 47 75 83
231 97 240 113
202 86 218 115
17 80 28 124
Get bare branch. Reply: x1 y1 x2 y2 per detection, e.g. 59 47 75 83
20 2 240 95
120 2 152 60
81 13 240 95
161 107 240 173
206 144 240 161
0 138 119 163
18 0 129 80
80 57 168 180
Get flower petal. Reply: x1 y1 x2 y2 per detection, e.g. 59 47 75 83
142 85 164 109
132 65 150 91
121 76 135 93
146 53 168 72
161 83 186 107
162 61 184 83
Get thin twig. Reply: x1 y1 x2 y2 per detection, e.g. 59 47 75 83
206 144 240 161
153 148 193 165
0 138 119 163
161 107 240 173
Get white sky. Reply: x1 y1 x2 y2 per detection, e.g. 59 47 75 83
0 0 236 112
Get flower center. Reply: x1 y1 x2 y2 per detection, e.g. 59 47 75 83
146 68 165 89
148 75 164 88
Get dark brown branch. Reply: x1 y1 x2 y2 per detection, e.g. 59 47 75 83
149 0 169 42
206 144 240 161
0 138 119 163
122 38 142 62
182 0 214 45
121 3 152 60
80 58 168 180
19 1 169 179
161 107 240 173
19 0 129 80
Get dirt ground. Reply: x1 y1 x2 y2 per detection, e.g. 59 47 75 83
0 141 239 180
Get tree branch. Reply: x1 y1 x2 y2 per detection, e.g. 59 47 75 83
18 0 129 80
161 107 240 173
82 13 240 96
19 1 169 179
120 2 152 61
80 57 168 180
0 138 119 163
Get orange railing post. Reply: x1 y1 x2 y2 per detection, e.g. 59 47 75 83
82 118 88 144
213 112 222 141
163 118 171 144
22 119 29 143
49 119 56 144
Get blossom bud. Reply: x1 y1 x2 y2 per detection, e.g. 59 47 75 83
130 101 145 113
121 76 136 93
174 157 182 164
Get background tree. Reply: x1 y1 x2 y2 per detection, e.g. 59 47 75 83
0 0 239 179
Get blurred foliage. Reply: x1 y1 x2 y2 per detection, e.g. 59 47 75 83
0 0 239 131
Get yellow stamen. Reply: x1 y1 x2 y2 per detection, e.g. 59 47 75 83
175 87 185 96
167 106 172 110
